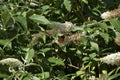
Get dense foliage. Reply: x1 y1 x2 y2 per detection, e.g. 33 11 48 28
0 0 120 80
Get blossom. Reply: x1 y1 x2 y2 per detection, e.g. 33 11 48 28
101 52 120 66
88 76 99 80
31 32 45 44
30 21 73 44
64 33 81 44
57 33 82 45
51 21 73 33
101 11 111 19
0 58 23 68
101 8 120 19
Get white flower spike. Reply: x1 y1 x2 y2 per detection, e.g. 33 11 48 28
0 58 23 68
101 7 120 19
101 52 120 66
50 21 73 33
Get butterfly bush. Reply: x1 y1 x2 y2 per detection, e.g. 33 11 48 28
0 58 23 68
101 52 120 66
101 11 111 19
31 21 73 44
101 8 120 19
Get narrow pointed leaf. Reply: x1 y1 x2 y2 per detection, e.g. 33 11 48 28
29 14 50 25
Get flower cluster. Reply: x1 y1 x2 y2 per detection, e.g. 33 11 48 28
63 33 81 45
101 8 120 19
31 32 45 44
0 58 23 68
52 21 73 33
101 52 120 66
31 21 74 44
31 21 84 45
88 76 99 80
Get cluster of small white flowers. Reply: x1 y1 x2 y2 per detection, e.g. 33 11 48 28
63 21 73 31
0 58 23 68
52 21 73 33
101 52 120 66
101 11 111 19
64 33 81 44
88 76 99 80
101 7 120 19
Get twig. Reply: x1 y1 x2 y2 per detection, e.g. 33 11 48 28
68 64 79 69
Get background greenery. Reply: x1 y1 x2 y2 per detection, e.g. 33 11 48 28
0 0 120 80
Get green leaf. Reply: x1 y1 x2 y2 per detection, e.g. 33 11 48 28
108 73 120 80
81 37 88 46
25 48 34 63
89 53 96 59
3 34 20 49
31 76 40 80
100 32 109 44
0 73 8 78
40 48 51 57
15 15 27 31
42 72 50 79
63 0 71 11
38 72 50 79
23 77 31 80
29 14 50 25
115 32 120 37
82 57 90 61
76 71 84 76
102 70 107 74
82 0 88 4
41 48 51 53
48 57 65 66
110 19 120 33
41 5 50 12
90 41 99 52
76 50 82 55
98 22 108 31
0 39 11 48
41 35 46 43
1 10 11 27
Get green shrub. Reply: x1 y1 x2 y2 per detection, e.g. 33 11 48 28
0 0 120 80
